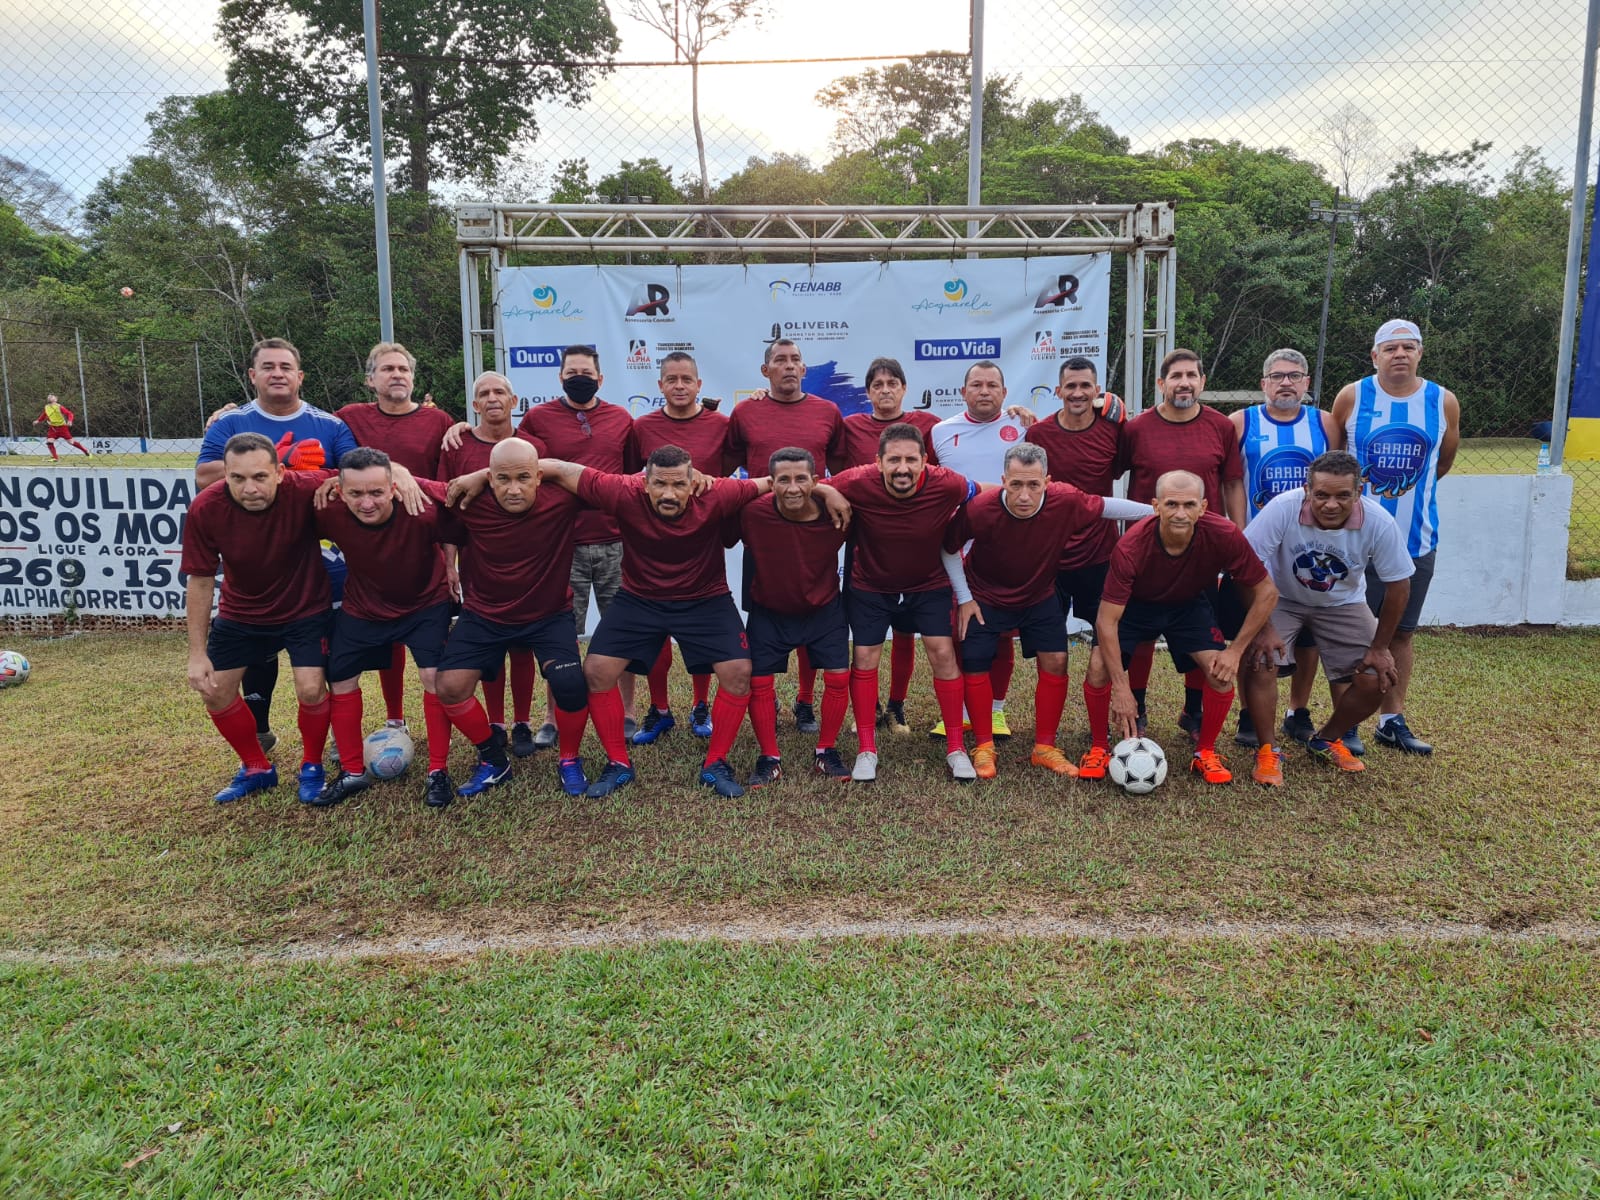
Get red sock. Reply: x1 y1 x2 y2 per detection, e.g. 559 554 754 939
297 697 332 765
330 689 365 774
1198 685 1234 753
889 632 915 703
692 673 710 705
423 691 451 771
481 670 506 727
964 674 994 744
1084 679 1112 750
380 645 406 721
509 650 536 724
1034 668 1070 747
47 442 59 461
933 676 966 753
795 646 816 704
210 696 271 770
443 696 494 746
748 675 781 758
589 687 631 765
1184 668 1205 692
555 703 588 760
851 667 880 753
818 670 850 750
71 440 89 456
704 689 751 766
1129 642 1155 691
648 642 672 710
989 635 1015 702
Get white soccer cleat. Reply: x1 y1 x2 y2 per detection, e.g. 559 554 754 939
946 750 976 782
851 751 878 783
384 718 409 733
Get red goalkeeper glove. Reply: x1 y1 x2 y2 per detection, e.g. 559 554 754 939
274 432 326 471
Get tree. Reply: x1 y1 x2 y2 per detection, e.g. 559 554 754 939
1311 102 1388 200
218 0 619 197
816 54 973 154
0 157 78 234
623 0 766 202
595 158 684 205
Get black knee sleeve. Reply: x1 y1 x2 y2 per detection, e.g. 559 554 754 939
542 656 588 713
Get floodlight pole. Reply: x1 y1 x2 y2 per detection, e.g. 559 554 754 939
0 322 13 444
1310 192 1362 405
363 0 395 342
1550 0 1600 470
965 0 984 259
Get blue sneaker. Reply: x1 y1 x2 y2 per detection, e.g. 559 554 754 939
700 758 745 798
632 707 676 745
214 766 278 804
690 701 713 738
457 758 512 797
586 760 635 799
296 762 327 804
556 757 588 796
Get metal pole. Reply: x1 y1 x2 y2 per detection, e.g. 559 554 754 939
194 342 205 433
1550 0 1600 470
139 336 154 444
74 327 90 437
965 0 984 259
363 0 395 341
1313 194 1340 406
0 322 14 444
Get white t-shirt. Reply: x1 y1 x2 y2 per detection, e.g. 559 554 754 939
929 411 1029 485
1245 488 1413 608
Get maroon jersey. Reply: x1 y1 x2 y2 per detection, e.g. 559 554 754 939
839 410 942 469
1119 405 1243 515
632 408 731 476
435 428 546 482
442 486 582 624
832 464 971 594
181 472 330 625
1025 413 1125 569
739 494 847 615
945 484 1107 609
336 403 457 479
1102 512 1267 608
315 479 452 621
576 471 759 601
517 399 638 545
727 393 843 477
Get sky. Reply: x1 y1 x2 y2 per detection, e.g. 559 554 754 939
0 0 1592 205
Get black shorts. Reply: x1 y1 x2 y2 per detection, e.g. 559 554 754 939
438 608 581 682
327 602 452 683
1116 596 1225 668
1054 561 1109 629
1168 574 1246 675
1366 549 1434 633
208 612 331 672
846 585 954 647
961 595 1068 672
746 596 849 676
588 589 749 674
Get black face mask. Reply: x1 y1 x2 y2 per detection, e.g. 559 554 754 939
561 376 600 406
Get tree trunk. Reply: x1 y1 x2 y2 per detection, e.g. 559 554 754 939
408 76 430 197
691 60 710 203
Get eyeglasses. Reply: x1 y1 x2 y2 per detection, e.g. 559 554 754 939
573 409 592 438
1266 371 1306 383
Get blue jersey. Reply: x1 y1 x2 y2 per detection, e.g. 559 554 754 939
1240 405 1328 519
1346 377 1445 557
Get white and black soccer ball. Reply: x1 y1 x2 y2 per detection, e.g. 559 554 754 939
0 650 30 689
1109 736 1167 795
363 726 415 780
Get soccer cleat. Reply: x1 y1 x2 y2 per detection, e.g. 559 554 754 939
310 770 370 808
690 701 713 738
1030 744 1078 776
1280 708 1317 745
1251 747 1284 787
586 760 635 799
991 710 1012 741
971 741 998 779
511 721 538 757
385 718 409 733
531 722 558 751
1189 748 1233 784
1342 727 1367 756
792 701 820 734
623 716 638 740
556 757 588 796
1135 702 1148 737
257 729 278 754
1376 716 1430 755
851 751 879 783
632 707 676 745
296 762 327 804
947 750 977 782
1077 746 1111 780
1177 709 1201 744
214 766 278 805
813 748 851 780
457 758 512 797
747 755 783 789
1233 710 1259 748
1308 736 1366 773
700 758 746 798
878 700 911 735
424 769 454 809
927 717 972 740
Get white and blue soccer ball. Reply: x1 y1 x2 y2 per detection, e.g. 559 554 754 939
0 650 30 689
363 726 415 780
1109 736 1167 795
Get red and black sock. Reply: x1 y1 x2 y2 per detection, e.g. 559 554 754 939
588 687 631 765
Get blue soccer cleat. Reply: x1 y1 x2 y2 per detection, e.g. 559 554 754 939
214 766 278 805
586 760 635 799
632 707 676 745
457 758 512 797
700 758 746 798
296 762 327 804
690 701 713 738
556 757 588 796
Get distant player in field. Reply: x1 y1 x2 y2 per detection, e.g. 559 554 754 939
1082 470 1277 785
1330 319 1461 755
32 394 90 459
1238 451 1414 785
630 351 732 745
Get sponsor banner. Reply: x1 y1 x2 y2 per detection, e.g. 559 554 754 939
2 437 204 457
498 256 1111 420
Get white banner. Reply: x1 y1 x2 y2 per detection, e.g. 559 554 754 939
496 256 1112 420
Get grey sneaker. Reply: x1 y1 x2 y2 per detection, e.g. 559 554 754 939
851 751 878 783
946 750 976 782
384 718 409 733
623 715 638 740
531 722 558 751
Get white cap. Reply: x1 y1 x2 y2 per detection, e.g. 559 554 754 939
1373 319 1422 348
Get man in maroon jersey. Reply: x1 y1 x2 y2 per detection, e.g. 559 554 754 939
942 442 1147 780
630 350 731 746
738 446 853 784
830 423 975 783
310 447 456 808
1082 471 1278 785
434 438 590 804
181 432 336 806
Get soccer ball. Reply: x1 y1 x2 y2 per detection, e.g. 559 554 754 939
363 727 415 780
0 650 30 688
1108 736 1167 795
